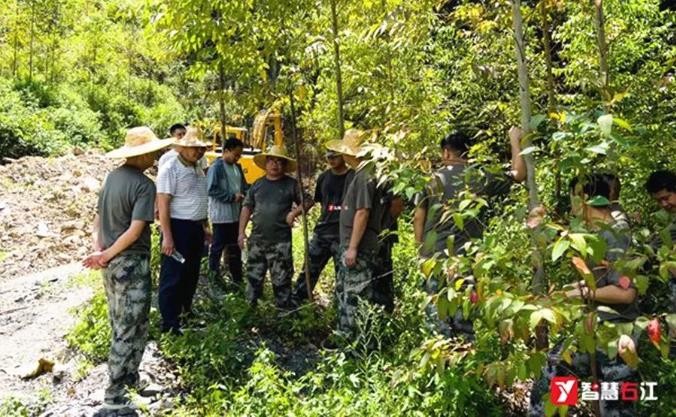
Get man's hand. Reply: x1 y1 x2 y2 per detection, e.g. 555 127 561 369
235 193 245 203
564 281 588 299
509 126 523 146
344 247 358 268
286 211 297 227
162 235 175 256
238 233 247 250
83 251 109 270
204 228 213 245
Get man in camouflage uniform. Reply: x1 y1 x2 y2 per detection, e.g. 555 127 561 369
291 149 354 303
83 127 172 417
327 129 400 338
529 174 640 417
238 145 304 308
413 128 526 339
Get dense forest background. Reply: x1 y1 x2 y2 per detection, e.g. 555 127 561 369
0 1 674 416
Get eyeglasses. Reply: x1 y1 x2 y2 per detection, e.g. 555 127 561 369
266 158 285 165
326 155 340 160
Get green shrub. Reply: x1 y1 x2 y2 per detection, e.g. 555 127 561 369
66 290 111 363
0 79 106 158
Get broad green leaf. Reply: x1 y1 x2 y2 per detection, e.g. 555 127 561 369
530 114 546 129
613 117 631 130
586 234 607 263
520 146 537 155
551 131 571 141
597 114 613 136
586 142 609 154
452 213 464 230
569 234 588 257
551 238 570 262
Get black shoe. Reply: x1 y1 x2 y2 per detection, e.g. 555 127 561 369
93 402 139 417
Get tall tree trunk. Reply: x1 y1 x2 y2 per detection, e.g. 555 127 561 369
511 0 539 210
29 0 35 82
540 1 562 209
218 61 227 143
511 0 547 350
593 0 610 110
12 0 20 78
540 0 556 113
380 0 395 103
289 91 314 302
330 0 345 138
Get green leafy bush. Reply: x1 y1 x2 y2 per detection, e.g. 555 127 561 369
66 290 111 363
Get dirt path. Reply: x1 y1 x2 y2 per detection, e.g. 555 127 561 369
0 263 178 417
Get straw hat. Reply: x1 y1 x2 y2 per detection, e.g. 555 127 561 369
253 145 297 173
174 126 209 148
325 129 365 157
106 127 173 159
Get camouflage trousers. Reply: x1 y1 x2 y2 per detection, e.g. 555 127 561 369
529 341 637 417
335 245 383 337
246 240 294 308
292 233 341 302
102 254 151 404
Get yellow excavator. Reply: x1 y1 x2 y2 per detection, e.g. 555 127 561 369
204 109 284 184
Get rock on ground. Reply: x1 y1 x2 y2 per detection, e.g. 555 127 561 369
0 150 116 280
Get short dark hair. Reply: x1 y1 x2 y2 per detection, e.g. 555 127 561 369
569 173 611 205
602 173 621 200
223 137 244 150
440 131 471 155
169 123 186 135
645 170 676 194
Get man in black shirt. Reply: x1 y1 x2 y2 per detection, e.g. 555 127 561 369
292 149 354 303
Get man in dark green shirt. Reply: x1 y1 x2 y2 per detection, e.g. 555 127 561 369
83 127 172 417
413 128 526 339
239 145 303 308
327 129 400 339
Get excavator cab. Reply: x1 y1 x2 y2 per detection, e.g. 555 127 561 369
203 109 284 184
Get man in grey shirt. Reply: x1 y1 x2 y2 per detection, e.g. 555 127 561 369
83 127 172 416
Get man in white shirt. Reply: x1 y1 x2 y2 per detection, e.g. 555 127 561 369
157 127 211 334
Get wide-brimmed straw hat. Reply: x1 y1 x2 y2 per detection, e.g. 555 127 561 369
325 129 365 157
253 145 297 173
174 126 209 148
107 126 173 159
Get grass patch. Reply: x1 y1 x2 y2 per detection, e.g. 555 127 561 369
66 219 506 416
0 389 53 417
66 291 110 363
66 269 101 289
